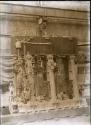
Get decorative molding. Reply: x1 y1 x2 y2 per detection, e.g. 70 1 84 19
0 13 89 25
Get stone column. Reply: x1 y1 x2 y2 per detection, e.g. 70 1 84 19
69 56 79 100
47 55 57 102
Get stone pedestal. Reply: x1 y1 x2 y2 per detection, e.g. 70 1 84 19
49 70 56 102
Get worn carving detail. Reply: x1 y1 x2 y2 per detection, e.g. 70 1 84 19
47 54 57 102
9 36 81 113
76 51 87 64
12 50 80 110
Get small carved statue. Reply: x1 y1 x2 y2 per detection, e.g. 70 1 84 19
47 54 57 101
25 52 34 75
21 75 31 103
15 57 24 97
47 54 56 81
47 55 56 69
25 52 35 101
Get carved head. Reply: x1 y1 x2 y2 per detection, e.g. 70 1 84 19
47 54 53 61
15 41 21 49
26 52 33 61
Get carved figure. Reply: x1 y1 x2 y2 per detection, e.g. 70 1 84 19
47 55 56 81
25 52 35 101
15 58 24 97
25 52 34 75
47 55 57 102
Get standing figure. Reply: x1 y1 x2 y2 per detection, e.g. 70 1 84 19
47 55 57 102
22 75 30 103
15 57 24 98
25 52 34 75
25 52 35 102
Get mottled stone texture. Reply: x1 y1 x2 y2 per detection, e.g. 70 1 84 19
0 3 90 108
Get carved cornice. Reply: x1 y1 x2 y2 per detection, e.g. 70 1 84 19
0 34 89 45
0 3 89 25
0 13 89 25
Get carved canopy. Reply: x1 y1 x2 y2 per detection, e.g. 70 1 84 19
16 37 77 56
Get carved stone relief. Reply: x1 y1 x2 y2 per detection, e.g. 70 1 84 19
11 38 80 112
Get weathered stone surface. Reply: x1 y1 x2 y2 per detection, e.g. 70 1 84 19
0 3 90 120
